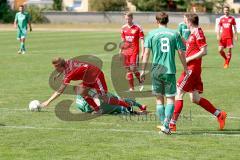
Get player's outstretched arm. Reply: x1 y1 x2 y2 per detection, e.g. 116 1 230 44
177 50 188 73
28 20 32 32
140 39 145 60
217 25 221 41
41 84 67 107
186 46 207 63
14 16 17 29
140 48 150 81
234 25 238 41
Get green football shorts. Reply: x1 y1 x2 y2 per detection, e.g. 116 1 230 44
151 73 176 97
17 28 27 40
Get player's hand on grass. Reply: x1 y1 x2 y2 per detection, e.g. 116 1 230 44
91 109 103 115
40 101 49 108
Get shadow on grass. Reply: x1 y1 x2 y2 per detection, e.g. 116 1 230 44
174 129 240 136
0 123 6 126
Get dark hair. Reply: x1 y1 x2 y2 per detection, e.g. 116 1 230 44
223 6 229 10
19 5 24 8
187 13 199 26
184 13 190 18
156 12 169 25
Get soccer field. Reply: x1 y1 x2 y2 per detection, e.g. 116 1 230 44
0 30 240 160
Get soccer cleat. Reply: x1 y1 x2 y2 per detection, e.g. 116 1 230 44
223 59 228 69
17 50 22 54
169 123 177 132
129 88 134 92
223 59 229 69
139 82 144 91
217 111 227 130
140 105 147 112
159 126 171 135
22 51 26 54
223 64 229 69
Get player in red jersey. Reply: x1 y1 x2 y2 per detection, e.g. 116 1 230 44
119 12 144 91
40 57 131 112
217 6 238 68
169 13 227 132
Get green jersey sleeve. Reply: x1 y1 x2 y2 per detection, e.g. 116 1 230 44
144 32 153 48
178 23 182 36
14 13 18 22
175 32 185 51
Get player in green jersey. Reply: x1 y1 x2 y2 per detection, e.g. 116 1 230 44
178 14 191 45
75 88 147 114
14 5 32 54
141 12 188 134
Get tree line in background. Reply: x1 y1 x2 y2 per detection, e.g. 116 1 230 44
0 0 234 23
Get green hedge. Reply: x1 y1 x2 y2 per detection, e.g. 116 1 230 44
90 0 127 11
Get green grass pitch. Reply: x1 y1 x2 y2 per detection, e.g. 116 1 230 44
0 30 240 160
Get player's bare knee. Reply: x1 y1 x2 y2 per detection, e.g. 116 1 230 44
218 47 223 52
190 96 200 104
175 88 184 100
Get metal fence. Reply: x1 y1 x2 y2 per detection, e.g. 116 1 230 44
42 11 235 24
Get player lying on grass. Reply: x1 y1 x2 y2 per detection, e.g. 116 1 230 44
40 57 144 112
169 13 227 132
75 87 147 114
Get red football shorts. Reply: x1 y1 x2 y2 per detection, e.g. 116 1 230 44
82 72 108 96
177 70 203 93
219 38 233 48
123 54 139 67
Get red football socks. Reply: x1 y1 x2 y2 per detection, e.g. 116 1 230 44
220 50 227 60
171 100 183 123
198 98 217 115
127 72 134 89
108 97 130 108
134 71 141 83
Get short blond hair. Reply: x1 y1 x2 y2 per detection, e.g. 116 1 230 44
52 57 65 67
124 12 133 18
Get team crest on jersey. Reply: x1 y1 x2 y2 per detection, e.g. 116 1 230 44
131 29 136 34
188 36 194 42
228 19 232 23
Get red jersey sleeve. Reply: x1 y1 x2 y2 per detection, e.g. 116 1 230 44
219 19 222 27
63 67 86 84
121 28 125 41
138 26 144 39
195 29 207 49
232 17 236 25
63 71 75 84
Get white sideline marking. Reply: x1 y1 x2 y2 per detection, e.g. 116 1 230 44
1 108 239 120
1 125 153 133
1 125 240 137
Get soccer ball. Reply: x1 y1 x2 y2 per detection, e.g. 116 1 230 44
29 100 41 111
